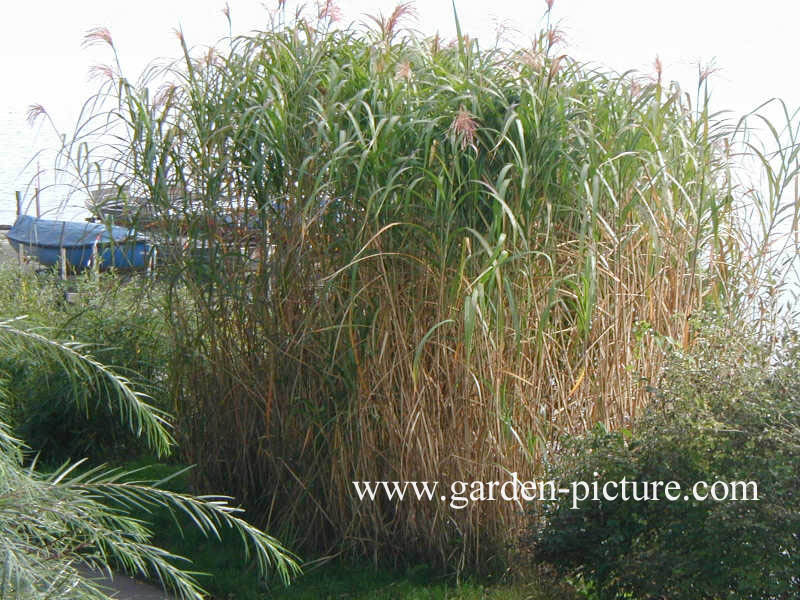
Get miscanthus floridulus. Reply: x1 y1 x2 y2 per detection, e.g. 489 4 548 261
37 1 799 572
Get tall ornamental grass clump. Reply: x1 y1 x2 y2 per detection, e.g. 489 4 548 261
60 5 741 570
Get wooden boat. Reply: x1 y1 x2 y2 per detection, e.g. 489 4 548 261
5 215 150 270
87 185 159 229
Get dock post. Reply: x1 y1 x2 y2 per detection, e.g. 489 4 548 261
60 247 67 280
91 237 100 279
15 192 23 266
147 246 157 277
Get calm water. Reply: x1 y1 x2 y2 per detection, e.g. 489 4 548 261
0 105 89 226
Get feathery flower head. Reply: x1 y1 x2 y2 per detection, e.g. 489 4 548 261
88 63 115 82
450 105 478 151
25 104 47 127
395 61 412 80
653 55 663 84
83 27 114 49
318 0 342 23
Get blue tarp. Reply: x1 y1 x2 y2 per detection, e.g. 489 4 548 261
7 215 138 249
5 215 149 269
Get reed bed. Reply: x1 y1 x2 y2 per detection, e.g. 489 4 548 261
57 5 749 571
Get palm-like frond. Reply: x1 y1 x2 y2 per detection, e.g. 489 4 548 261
0 324 300 599
0 317 172 457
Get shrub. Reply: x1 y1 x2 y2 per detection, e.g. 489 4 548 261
0 267 170 462
528 317 800 599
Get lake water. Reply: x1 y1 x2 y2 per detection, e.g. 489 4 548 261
0 106 89 226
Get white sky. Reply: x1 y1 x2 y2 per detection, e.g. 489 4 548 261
1 0 798 219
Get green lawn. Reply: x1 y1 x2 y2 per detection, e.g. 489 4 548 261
264 564 574 599
118 461 576 600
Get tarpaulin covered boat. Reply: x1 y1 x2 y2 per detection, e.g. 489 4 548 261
5 215 150 269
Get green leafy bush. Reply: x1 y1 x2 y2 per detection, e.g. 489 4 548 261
529 317 800 599
0 267 170 462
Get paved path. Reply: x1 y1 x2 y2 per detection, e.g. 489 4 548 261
81 568 176 600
